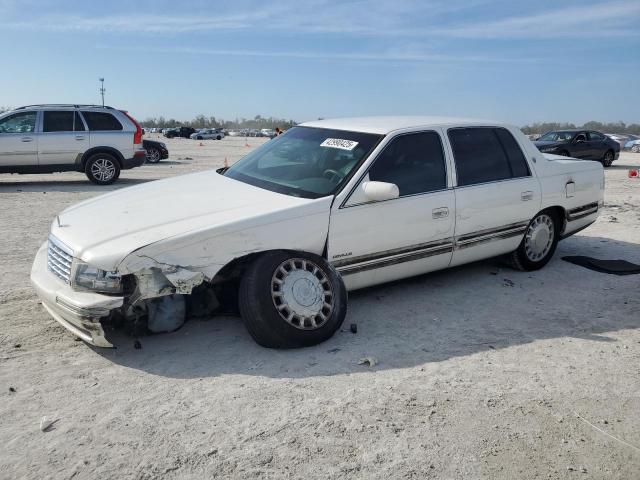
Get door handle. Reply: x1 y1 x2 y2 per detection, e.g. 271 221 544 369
521 191 533 201
21 137 33 142
432 207 449 219
75 135 85 140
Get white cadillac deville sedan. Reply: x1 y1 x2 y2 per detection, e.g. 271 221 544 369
31 117 604 348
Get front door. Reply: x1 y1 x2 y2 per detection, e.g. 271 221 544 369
570 131 591 159
446 126 541 267
328 130 455 291
0 111 39 166
38 110 89 165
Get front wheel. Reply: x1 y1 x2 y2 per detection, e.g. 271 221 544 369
602 150 614 167
85 153 120 185
632 145 640 153
509 211 559 271
239 251 347 348
146 147 161 163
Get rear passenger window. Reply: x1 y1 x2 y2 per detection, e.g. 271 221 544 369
74 112 85 131
81 111 123 131
494 128 530 178
448 127 530 187
368 131 446 196
43 111 74 132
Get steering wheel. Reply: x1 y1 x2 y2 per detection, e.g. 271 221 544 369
323 169 345 183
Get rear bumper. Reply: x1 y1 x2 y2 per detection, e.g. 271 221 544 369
122 151 147 169
30 243 123 347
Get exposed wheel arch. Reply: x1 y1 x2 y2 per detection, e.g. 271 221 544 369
80 146 125 170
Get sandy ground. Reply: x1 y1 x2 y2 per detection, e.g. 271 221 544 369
1 135 639 479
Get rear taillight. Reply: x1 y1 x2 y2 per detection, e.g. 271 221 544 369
121 110 143 145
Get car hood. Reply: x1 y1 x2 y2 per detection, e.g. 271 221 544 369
49 170 327 270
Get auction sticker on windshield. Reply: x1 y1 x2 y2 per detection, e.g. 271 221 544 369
320 138 359 151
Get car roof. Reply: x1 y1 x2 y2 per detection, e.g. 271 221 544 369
300 116 502 135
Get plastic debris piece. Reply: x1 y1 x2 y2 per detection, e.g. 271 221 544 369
40 416 56 432
350 323 357 334
147 294 186 333
134 340 142 350
358 356 378 367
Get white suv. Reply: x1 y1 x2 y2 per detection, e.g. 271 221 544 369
0 104 146 184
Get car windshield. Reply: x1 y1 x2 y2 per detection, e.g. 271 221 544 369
538 131 574 142
223 126 383 199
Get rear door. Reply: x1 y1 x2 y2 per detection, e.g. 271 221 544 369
446 126 541 267
0 111 39 166
38 110 88 165
587 131 606 159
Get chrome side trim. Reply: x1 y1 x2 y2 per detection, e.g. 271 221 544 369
333 240 453 276
566 202 598 221
454 221 529 250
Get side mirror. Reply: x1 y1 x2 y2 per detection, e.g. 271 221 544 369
362 181 400 202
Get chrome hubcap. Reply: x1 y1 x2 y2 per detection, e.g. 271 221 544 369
91 158 115 181
524 214 554 261
271 258 334 330
147 149 160 162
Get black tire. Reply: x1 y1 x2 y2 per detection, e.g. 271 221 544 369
602 149 614 167
146 147 161 164
508 210 559 271
85 153 121 185
196 136 203 140
239 251 347 348
216 135 222 140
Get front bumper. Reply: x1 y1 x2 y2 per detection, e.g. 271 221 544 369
30 243 123 347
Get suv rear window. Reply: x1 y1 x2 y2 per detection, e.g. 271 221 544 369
448 127 530 187
81 111 123 131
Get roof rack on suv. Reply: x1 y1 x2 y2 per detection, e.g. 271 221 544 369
15 104 115 110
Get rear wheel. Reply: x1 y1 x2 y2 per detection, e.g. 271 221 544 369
632 145 640 153
216 135 222 140
85 153 120 185
196 136 203 140
602 149 614 167
509 210 559 271
239 251 347 348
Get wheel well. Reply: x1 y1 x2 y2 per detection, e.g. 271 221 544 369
541 206 566 235
81 147 124 169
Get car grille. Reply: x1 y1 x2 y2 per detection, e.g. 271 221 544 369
47 235 73 284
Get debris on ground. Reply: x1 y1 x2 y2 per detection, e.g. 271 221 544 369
134 340 142 350
39 416 57 432
350 323 357 334
327 348 341 353
503 278 515 287
358 356 378 367
14 344 21 349
9 387 16 393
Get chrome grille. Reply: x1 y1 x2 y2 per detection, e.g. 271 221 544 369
47 235 73 283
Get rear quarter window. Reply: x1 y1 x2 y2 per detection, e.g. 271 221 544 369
81 111 123 131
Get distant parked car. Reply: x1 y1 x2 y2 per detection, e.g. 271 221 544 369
142 139 168 163
625 137 640 153
164 127 195 139
260 128 277 138
0 104 146 184
534 130 620 167
190 128 225 140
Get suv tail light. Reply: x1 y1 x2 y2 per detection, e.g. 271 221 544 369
121 110 143 145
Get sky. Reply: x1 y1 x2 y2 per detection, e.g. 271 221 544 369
0 0 638 125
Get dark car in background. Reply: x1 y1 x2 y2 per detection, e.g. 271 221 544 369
164 127 195 139
533 130 620 167
142 139 168 163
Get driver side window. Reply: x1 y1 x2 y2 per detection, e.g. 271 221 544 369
368 131 447 196
0 112 37 134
